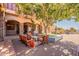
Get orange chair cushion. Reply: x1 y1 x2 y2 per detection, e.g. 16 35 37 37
27 39 35 48
19 35 35 48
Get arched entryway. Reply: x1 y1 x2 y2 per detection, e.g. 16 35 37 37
5 20 19 36
24 23 32 34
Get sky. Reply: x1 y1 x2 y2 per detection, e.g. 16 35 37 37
55 19 79 30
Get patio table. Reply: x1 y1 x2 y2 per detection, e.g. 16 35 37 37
32 36 38 41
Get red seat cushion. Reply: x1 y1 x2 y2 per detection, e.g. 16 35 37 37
22 36 27 41
28 39 35 48
19 35 23 40
43 35 48 42
19 35 35 48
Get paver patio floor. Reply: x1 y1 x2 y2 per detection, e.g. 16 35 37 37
0 40 15 56
12 39 77 56
0 34 79 56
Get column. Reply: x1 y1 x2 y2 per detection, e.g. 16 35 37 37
19 23 24 35
28 26 32 32
0 19 4 41
0 10 6 41
41 24 45 34
34 24 38 34
3 20 6 37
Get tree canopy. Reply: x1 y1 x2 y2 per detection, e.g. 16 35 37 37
16 3 79 26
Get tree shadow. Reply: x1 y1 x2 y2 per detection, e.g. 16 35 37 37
49 41 78 56
12 39 79 56
0 40 15 56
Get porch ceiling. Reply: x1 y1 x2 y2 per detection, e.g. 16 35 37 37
17 16 32 23
5 15 32 23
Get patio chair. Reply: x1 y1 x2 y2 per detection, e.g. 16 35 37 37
37 34 49 45
37 34 44 45
19 35 35 48
48 34 63 43
43 35 48 44
48 35 55 43
19 35 27 43
48 37 55 43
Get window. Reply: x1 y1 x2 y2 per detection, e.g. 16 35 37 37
6 25 15 30
6 3 16 10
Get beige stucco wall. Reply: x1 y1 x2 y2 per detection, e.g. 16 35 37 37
19 23 24 35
